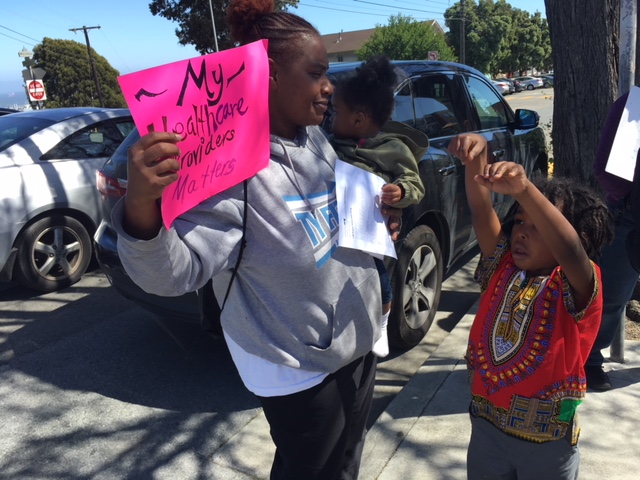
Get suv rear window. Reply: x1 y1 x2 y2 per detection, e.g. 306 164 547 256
391 72 475 138
409 74 468 138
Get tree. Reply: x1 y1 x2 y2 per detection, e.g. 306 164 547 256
148 0 300 53
446 0 509 72
544 0 621 186
495 10 550 74
529 13 553 72
357 15 456 62
32 38 126 108
445 1 551 76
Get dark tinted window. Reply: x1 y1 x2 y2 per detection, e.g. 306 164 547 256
464 75 510 129
408 73 472 138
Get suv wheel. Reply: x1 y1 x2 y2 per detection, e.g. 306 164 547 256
14 215 92 292
388 225 443 350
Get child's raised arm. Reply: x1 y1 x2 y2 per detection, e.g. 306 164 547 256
477 162 594 309
448 134 502 257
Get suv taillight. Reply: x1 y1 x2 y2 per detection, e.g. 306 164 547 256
97 170 127 200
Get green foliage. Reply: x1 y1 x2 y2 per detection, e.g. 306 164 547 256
445 0 552 75
32 38 126 108
148 0 300 53
357 15 456 61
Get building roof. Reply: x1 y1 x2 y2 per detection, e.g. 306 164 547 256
322 28 377 55
321 21 444 55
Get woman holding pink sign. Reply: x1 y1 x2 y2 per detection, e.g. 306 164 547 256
112 0 397 478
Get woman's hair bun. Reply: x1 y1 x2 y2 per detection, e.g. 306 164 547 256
227 0 276 44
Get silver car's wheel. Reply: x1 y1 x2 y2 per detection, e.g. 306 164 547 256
389 225 443 350
15 215 92 292
527 84 534 90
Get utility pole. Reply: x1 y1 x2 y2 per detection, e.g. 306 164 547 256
69 26 105 107
460 0 466 65
208 0 219 52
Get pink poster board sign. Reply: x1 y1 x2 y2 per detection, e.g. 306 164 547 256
118 40 270 228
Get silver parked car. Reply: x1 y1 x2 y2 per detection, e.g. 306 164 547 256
513 76 544 90
537 74 554 88
491 79 511 95
0 107 134 291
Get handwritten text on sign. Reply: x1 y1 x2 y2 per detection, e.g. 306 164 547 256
118 40 270 228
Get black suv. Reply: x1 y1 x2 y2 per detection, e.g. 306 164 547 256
95 60 547 350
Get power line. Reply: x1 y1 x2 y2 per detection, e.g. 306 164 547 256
353 0 447 15
0 24 40 43
381 0 447 6
97 30 130 73
0 30 36 47
298 1 463 28
300 3 417 18
303 0 451 14
299 0 447 21
302 0 401 15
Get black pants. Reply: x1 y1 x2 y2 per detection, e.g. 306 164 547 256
257 352 377 480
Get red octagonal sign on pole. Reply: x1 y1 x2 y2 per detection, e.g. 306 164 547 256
27 80 46 102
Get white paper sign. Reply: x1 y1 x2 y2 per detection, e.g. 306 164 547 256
335 159 397 259
606 85 640 181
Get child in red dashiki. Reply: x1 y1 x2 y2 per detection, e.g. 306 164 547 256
448 133 613 480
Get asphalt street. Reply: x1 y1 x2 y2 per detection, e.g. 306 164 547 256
0 247 481 479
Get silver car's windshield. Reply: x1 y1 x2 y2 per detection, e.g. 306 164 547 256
0 116 56 152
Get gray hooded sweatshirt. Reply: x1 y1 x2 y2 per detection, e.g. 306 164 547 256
113 125 381 373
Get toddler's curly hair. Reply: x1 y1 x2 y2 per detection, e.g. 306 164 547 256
533 175 614 260
333 55 397 127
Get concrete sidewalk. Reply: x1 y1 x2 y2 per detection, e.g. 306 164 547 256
361 302 640 480
212 301 640 479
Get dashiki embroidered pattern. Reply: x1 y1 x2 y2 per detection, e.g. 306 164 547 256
478 269 554 393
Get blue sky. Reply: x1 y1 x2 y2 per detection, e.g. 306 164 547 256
0 0 546 102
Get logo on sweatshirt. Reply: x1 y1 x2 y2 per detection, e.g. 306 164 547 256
284 182 339 267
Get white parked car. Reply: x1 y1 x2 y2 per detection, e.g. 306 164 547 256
491 80 511 95
0 107 133 291
513 76 544 90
